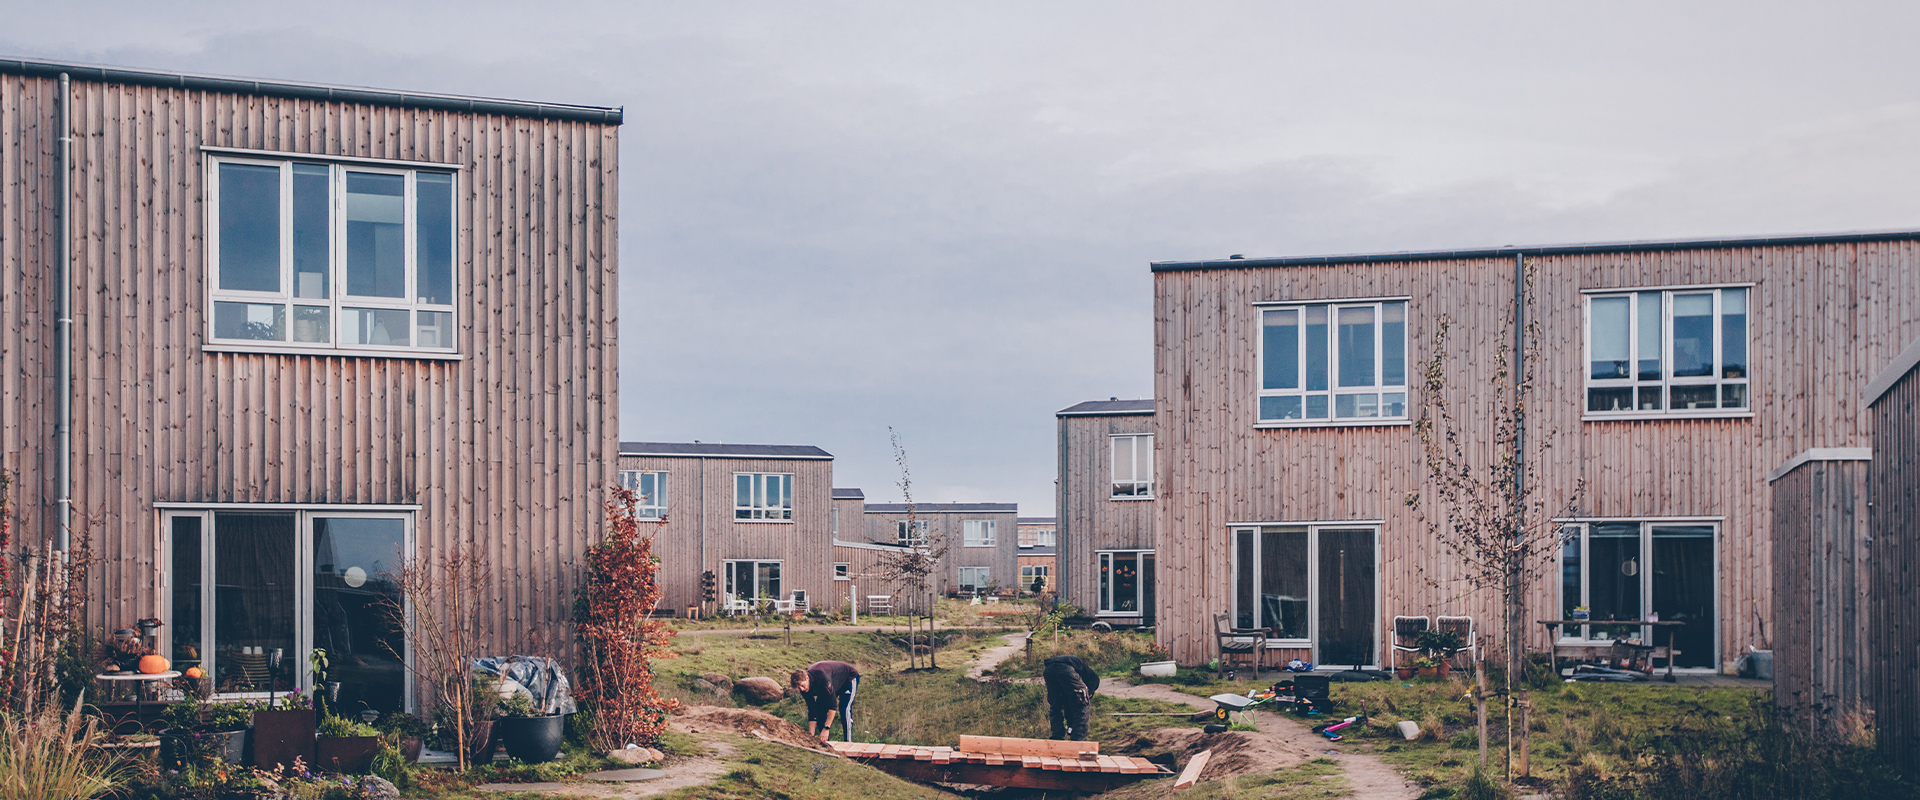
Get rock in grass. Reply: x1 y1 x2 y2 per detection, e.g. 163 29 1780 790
735 676 785 704
605 746 664 765
700 672 734 694
361 776 401 800
1397 720 1421 740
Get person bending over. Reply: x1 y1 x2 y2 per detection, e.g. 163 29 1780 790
791 660 861 743
1043 654 1100 741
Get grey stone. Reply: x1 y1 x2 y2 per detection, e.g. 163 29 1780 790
585 768 667 782
699 672 733 694
735 676 785 704
604 746 663 765
690 678 717 695
360 776 401 800
475 782 571 792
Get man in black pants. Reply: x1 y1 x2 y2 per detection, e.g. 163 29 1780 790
791 660 861 743
1042 654 1100 741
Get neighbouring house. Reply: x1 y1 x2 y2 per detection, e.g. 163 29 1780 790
617 442 842 616
1866 337 1920 771
0 57 622 713
861 502 1020 597
1055 399 1155 624
1150 231 1920 671
1017 516 1057 594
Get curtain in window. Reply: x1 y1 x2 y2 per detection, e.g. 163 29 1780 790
214 513 297 693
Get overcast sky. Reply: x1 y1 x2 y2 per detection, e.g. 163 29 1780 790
8 2 1920 513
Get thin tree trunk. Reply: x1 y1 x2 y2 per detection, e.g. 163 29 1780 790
1476 658 1488 768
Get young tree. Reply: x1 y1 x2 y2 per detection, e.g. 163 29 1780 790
878 428 949 670
1411 258 1582 777
574 484 680 750
390 547 493 770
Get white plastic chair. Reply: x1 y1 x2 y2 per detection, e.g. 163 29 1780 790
866 595 893 615
1438 615 1477 666
1389 616 1431 670
721 593 753 616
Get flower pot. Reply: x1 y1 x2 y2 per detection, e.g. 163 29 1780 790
494 714 566 763
315 735 381 773
466 720 497 763
1394 667 1415 680
1417 666 1439 678
1572 611 1589 621
1138 660 1177 678
1436 660 1452 677
251 709 315 769
399 736 423 763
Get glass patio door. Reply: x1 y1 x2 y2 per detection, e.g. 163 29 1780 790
1316 528 1376 668
312 516 407 714
1649 525 1715 669
1561 521 1718 669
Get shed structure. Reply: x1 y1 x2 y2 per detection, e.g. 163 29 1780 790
1866 337 1920 773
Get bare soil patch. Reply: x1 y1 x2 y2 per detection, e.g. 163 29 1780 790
669 704 823 750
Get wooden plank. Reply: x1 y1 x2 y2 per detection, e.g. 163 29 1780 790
1173 750 1213 789
849 758 1155 792
957 734 1098 757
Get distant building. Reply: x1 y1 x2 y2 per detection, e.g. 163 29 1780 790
862 503 1020 595
1056 399 1156 624
1018 517 1057 593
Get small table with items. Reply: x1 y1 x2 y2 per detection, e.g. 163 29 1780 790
93 670 182 735
1538 620 1686 682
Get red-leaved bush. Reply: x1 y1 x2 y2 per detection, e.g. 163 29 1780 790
575 484 680 749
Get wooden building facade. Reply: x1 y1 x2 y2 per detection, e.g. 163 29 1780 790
1017 516 1057 594
1055 400 1156 622
1150 232 1920 669
860 503 1020 596
1866 338 1920 772
617 442 840 616
1767 450 1870 734
0 58 621 710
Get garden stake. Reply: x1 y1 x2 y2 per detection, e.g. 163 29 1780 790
1476 658 1488 768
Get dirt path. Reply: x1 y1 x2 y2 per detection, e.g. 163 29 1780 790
966 631 1032 679
674 624 1011 637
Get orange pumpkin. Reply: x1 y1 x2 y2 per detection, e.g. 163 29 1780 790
138 654 171 675
184 666 205 679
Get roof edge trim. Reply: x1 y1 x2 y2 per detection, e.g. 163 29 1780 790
1765 448 1874 484
1151 229 1920 272
1865 337 1920 407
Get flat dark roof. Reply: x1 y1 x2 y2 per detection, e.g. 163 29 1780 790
832 488 866 500
1018 517 1057 525
1058 399 1154 417
0 55 622 125
1019 545 1057 556
1152 229 1920 273
865 503 1018 513
620 442 833 460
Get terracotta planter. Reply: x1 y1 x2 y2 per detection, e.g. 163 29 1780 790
1417 666 1439 678
314 735 381 773
466 720 497 763
495 715 566 763
399 736 423 763
1394 667 1415 680
250 709 315 769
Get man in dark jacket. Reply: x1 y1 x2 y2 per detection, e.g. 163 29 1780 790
791 660 861 743
1042 654 1100 741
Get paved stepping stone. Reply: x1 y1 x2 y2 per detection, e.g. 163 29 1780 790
475 783 570 792
585 768 667 782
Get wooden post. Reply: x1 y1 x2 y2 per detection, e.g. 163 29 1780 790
1518 691 1531 778
1476 658 1488 767
929 593 938 669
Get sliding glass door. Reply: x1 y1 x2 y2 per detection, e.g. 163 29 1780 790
1231 524 1378 666
1560 520 1717 669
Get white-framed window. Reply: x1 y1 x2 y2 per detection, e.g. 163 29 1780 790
1229 525 1378 665
164 508 411 710
963 520 997 548
1258 299 1408 423
958 566 992 590
618 470 668 520
1019 526 1056 548
1096 550 1155 615
1111 434 1154 498
723 559 783 603
834 563 851 581
207 156 457 355
1559 521 1718 669
734 473 793 521
1020 564 1050 589
1585 287 1748 416
896 520 929 545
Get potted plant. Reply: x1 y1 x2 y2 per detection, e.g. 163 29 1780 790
374 711 431 763
161 699 254 767
1571 605 1590 621
1414 628 1465 677
1394 662 1416 680
315 714 383 773
491 690 566 763
1413 656 1440 678
252 689 316 770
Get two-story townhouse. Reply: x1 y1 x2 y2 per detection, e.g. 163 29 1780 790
1016 516 1057 594
860 502 1020 596
0 58 621 712
1150 231 1920 672
617 442 844 616
1055 399 1156 623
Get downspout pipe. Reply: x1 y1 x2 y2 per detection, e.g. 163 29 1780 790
55 72 72 553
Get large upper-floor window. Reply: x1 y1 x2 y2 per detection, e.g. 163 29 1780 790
1586 287 1748 416
896 520 929 545
963 520 997 547
734 473 792 521
208 156 458 355
1111 434 1154 498
618 471 668 520
1259 300 1407 424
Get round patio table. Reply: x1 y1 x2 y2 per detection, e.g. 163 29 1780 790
94 670 181 734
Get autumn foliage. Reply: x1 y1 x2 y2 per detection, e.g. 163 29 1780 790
574 485 680 749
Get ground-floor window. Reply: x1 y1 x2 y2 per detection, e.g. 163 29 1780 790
724 560 783 604
1230 525 1376 666
1019 564 1050 589
1559 520 1717 669
834 563 851 581
165 509 410 714
958 566 991 591
1096 551 1155 615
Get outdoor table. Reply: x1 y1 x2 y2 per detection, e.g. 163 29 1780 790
1537 620 1686 682
94 670 181 734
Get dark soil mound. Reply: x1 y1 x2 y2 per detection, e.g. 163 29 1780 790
670 704 822 750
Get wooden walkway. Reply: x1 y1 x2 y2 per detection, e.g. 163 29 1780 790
827 735 1170 791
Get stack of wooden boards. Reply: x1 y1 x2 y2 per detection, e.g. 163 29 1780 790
828 734 1172 791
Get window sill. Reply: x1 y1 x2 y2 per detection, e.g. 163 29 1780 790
1263 639 1312 649
1583 411 1753 423
204 343 462 361
1256 419 1412 429
733 519 795 524
1095 611 1144 617
1109 496 1155 502
963 544 999 548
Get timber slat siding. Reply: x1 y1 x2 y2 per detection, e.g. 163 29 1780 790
2 71 619 653
1152 241 1920 667
1056 410 1155 616
1770 459 1869 733
1869 360 1920 774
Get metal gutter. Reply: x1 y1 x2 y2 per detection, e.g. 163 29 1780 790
1150 229 1920 272
55 72 71 552
0 55 622 125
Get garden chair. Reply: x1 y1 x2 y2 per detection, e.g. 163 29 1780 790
1214 612 1268 677
1389 615 1431 670
1437 615 1477 667
721 593 753 616
866 595 893 615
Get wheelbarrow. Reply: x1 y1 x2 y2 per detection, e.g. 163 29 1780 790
1206 691 1280 730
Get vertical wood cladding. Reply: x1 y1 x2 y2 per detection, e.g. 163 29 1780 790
1056 410 1155 615
1869 363 1920 773
860 507 1021 595
1 72 619 652
1152 241 1920 666
1769 458 1869 733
